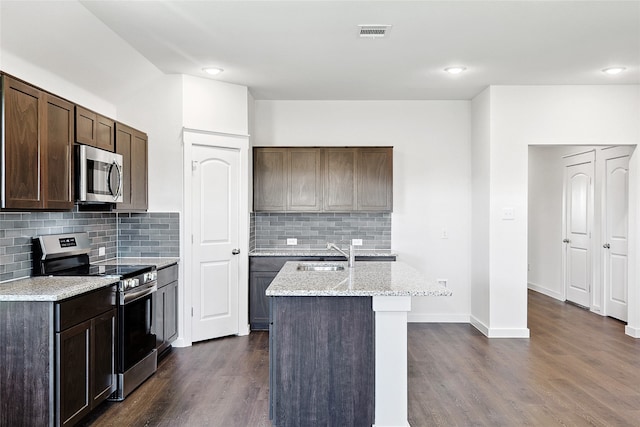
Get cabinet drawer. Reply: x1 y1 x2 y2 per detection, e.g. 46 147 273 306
158 264 179 287
55 285 116 332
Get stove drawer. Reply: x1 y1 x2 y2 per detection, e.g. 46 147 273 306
55 285 117 332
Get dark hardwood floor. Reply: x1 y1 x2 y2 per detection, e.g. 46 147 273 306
82 290 640 426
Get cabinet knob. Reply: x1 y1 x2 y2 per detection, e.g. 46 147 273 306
232 249 241 255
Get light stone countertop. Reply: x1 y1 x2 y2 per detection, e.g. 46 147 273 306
249 249 397 257
266 261 452 297
0 257 179 302
95 257 180 270
0 276 119 302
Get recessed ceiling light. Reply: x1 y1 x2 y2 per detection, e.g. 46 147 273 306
444 66 467 75
203 67 224 76
602 67 626 75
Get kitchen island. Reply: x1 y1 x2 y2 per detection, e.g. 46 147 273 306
266 261 451 427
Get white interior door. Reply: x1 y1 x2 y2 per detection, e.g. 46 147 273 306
563 152 594 308
603 154 630 321
191 144 241 342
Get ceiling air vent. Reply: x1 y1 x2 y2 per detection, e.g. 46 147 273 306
358 24 392 38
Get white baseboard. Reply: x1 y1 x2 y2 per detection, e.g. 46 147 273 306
625 325 640 338
528 282 563 301
470 315 489 335
486 328 530 338
470 315 530 338
407 313 470 323
171 338 191 348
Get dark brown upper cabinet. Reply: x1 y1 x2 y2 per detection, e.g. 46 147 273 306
75 106 115 152
115 122 148 211
254 147 322 212
253 146 392 212
43 94 75 210
254 147 287 211
357 147 393 211
324 147 357 211
1 75 74 210
288 148 322 211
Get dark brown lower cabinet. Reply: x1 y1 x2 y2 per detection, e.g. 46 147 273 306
155 264 179 357
0 285 116 427
270 296 375 427
56 288 116 427
57 319 92 426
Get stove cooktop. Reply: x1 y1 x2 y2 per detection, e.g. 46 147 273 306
51 264 155 279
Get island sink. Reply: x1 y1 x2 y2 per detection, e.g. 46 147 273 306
296 263 345 271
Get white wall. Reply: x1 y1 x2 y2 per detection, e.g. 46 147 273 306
489 85 640 337
182 75 249 136
0 50 117 117
254 100 472 322
470 88 491 330
117 74 184 212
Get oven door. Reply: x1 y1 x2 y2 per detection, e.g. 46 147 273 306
118 283 157 372
76 144 123 203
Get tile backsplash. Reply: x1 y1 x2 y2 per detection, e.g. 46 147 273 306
0 210 179 282
118 213 180 258
252 212 391 251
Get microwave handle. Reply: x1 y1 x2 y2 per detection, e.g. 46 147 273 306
109 161 123 200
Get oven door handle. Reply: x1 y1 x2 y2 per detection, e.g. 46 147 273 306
122 283 157 305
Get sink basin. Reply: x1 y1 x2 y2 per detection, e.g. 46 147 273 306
296 263 345 272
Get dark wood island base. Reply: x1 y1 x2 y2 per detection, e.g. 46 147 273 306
269 296 375 427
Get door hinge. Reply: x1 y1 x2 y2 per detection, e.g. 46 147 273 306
191 307 194 317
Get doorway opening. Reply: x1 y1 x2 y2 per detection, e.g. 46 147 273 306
527 145 636 322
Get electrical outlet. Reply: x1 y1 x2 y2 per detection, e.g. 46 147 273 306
502 207 515 220
286 238 297 245
98 247 105 256
352 239 363 246
436 279 448 287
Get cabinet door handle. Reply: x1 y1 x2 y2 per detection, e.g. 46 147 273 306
232 249 241 255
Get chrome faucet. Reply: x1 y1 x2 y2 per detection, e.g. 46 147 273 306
327 242 355 268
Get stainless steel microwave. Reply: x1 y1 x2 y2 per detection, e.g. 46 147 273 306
75 144 123 203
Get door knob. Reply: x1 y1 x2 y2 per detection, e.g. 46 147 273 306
603 243 610 249
232 249 241 255
562 239 570 243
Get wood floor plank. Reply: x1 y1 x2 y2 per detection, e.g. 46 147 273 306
81 290 640 426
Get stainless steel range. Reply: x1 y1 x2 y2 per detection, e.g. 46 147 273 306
33 232 158 401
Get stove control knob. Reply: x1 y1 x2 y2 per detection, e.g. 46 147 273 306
123 278 139 290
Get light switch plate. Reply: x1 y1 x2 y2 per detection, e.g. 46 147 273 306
352 239 363 246
286 238 297 245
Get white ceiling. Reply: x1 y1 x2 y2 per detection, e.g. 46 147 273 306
4 1 640 101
